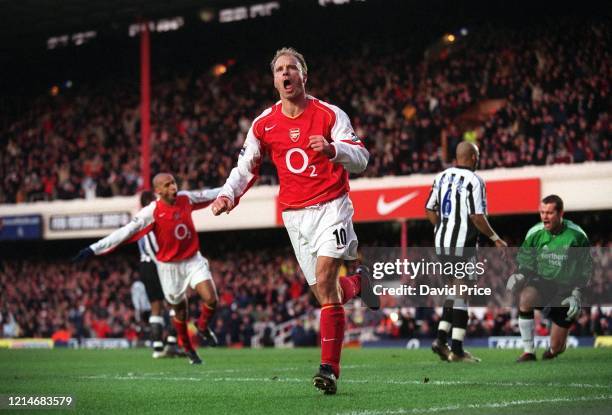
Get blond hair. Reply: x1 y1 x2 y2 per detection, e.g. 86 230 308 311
270 47 308 75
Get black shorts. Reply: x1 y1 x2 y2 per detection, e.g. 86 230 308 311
535 306 573 329
526 276 574 329
140 261 165 302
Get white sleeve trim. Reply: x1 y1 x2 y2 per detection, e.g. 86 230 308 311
470 174 486 215
324 103 369 173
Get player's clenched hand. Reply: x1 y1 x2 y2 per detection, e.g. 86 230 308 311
561 288 582 321
495 239 508 249
495 238 508 259
72 247 94 263
211 196 233 216
309 135 336 158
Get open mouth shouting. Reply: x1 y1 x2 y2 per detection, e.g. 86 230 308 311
283 78 294 93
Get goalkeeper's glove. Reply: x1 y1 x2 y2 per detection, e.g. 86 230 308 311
561 288 582 321
72 247 94 263
506 273 525 293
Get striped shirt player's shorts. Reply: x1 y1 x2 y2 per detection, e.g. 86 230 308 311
155 252 213 304
282 193 358 286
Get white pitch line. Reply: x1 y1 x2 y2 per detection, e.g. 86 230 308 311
337 395 612 415
79 374 612 390
342 379 612 389
81 375 203 382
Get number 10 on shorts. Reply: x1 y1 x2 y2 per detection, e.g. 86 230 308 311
333 227 347 248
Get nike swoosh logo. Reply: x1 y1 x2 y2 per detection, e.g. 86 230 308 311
265 125 276 132
322 338 336 342
159 212 166 217
376 191 420 215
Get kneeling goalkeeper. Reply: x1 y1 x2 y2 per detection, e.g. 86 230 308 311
507 195 592 362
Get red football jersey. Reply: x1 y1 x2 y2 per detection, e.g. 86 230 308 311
90 189 219 262
219 96 369 210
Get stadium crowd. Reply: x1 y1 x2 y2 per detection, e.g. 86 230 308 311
1 235 611 345
0 247 310 346
1 19 609 203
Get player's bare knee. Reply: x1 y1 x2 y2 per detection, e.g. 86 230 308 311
518 303 533 315
519 288 537 312
171 301 187 321
196 281 218 305
201 289 218 307
173 309 187 321
317 276 338 298
150 300 163 316
550 336 567 355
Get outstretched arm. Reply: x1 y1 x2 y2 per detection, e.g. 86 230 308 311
73 203 156 261
180 187 222 210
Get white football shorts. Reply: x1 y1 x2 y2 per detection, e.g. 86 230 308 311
282 193 358 286
155 252 213 304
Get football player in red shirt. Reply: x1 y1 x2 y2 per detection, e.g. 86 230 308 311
211 47 378 394
73 173 220 364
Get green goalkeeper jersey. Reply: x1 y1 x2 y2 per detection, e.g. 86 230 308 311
517 219 592 287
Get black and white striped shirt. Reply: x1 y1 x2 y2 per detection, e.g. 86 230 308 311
425 166 487 255
137 232 159 263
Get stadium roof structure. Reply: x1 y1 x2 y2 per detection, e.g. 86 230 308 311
3 0 602 42
0 0 258 45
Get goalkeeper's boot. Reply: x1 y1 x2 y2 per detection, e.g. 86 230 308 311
449 350 481 363
186 349 202 365
542 348 561 360
516 352 537 363
431 338 451 362
356 265 380 310
313 364 337 395
197 326 219 347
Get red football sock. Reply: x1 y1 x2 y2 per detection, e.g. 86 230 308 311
339 274 361 304
197 303 215 332
172 318 194 352
320 303 346 378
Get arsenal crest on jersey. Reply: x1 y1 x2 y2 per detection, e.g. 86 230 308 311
289 128 300 142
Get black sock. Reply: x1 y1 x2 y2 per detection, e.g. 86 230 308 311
451 308 469 355
437 299 454 343
166 322 177 347
151 323 164 351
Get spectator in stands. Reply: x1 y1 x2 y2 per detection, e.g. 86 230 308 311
1 19 609 203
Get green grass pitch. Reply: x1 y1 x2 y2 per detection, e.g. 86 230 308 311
1 348 611 414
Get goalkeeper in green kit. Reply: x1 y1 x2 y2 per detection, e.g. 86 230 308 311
506 195 592 362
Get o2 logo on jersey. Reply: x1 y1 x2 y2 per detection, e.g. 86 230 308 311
174 224 191 240
442 188 452 218
285 148 317 177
